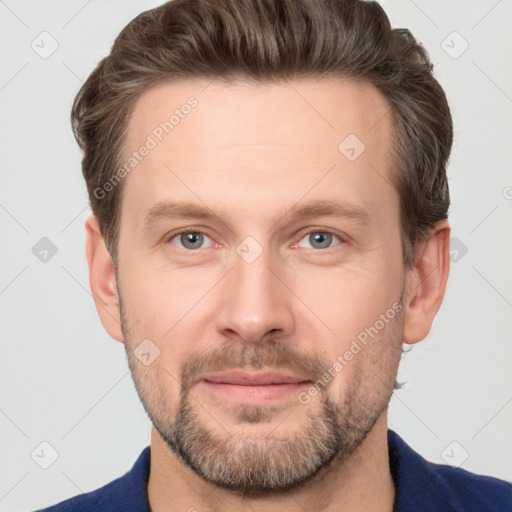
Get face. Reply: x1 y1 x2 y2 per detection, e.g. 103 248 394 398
115 77 407 494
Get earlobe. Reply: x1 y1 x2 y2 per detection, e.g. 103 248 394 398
85 214 124 343
402 220 451 345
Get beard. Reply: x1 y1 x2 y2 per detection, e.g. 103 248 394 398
119 293 403 496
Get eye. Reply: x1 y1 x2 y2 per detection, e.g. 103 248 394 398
165 228 344 253
166 230 215 251
296 230 343 251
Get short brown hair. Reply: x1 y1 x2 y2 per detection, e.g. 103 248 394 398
71 0 452 268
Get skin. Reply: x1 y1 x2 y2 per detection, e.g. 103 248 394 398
85 77 450 512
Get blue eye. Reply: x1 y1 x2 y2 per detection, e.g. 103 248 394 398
298 231 342 250
166 229 342 253
169 231 214 250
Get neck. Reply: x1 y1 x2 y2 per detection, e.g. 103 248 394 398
147 413 395 512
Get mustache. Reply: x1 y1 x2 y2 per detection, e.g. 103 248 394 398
179 339 332 394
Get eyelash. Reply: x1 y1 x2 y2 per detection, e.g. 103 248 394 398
164 228 344 254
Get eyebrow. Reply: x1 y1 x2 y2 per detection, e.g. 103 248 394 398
143 198 371 229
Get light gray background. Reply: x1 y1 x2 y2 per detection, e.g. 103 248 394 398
1 0 511 510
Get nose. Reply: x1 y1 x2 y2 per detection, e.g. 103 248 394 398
214 242 296 345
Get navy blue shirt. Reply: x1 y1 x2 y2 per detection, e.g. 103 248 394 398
35 430 512 511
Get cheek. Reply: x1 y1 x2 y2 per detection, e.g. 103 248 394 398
119 263 210 380
294 262 403 336
119 260 188 333
291 261 404 386
322 311 403 408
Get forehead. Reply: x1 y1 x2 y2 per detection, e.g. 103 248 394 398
120 77 395 220
125 76 391 150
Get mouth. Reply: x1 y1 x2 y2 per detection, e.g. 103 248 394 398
199 370 313 404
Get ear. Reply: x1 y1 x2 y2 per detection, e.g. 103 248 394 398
85 214 124 343
402 220 450 345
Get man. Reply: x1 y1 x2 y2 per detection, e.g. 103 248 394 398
36 0 512 510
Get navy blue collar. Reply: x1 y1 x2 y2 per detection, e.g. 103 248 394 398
122 429 507 511
388 429 459 511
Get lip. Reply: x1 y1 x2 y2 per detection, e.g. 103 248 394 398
199 370 312 404
201 370 311 386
